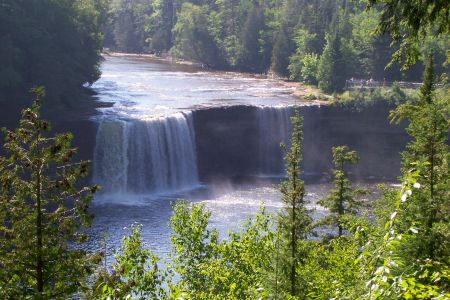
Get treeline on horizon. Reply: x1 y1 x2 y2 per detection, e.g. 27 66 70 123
105 0 449 92
1 0 448 108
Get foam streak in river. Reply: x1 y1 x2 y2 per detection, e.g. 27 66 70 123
94 112 199 195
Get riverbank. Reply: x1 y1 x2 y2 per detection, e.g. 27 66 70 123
103 51 330 105
104 51 204 67
281 81 330 104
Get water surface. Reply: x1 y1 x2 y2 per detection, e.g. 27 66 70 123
92 55 298 121
88 55 387 259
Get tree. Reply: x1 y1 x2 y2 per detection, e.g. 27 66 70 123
318 146 365 237
288 28 318 81
367 0 450 67
298 237 363 299
317 32 346 93
390 54 450 261
0 0 105 105
0 89 98 298
274 110 312 298
238 3 267 73
169 201 219 296
108 0 157 53
169 205 275 299
206 210 275 299
91 225 167 299
271 26 291 76
171 3 225 68
300 53 319 85
360 167 450 300
209 0 245 68
110 0 141 52
148 0 178 55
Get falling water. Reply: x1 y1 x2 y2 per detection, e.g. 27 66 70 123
93 112 199 195
258 106 294 176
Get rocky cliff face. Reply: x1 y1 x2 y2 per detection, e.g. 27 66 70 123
193 103 408 182
1 100 408 189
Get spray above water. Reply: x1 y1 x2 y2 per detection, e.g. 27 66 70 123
91 57 301 203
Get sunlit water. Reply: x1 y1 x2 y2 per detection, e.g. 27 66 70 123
92 55 298 121
88 55 378 259
88 181 354 258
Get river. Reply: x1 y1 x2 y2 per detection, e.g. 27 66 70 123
87 55 406 257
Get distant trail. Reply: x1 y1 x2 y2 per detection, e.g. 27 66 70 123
345 79 424 90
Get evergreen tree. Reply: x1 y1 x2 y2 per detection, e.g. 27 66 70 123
390 54 450 261
274 110 312 298
271 26 291 77
368 0 450 66
318 146 365 237
238 3 266 72
420 54 436 105
317 32 346 93
0 0 105 104
0 89 98 298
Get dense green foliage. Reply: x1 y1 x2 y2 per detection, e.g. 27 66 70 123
332 81 434 111
0 89 98 298
105 0 449 93
1 0 449 298
90 225 167 299
169 202 274 299
390 55 450 264
318 146 365 237
1 84 448 298
274 112 312 298
89 59 448 299
0 0 107 105
368 0 450 67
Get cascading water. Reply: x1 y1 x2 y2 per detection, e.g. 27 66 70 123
258 106 294 176
93 112 199 195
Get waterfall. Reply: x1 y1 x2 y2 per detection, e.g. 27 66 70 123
93 112 199 195
258 106 294 176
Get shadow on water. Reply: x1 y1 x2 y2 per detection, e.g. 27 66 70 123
85 56 406 260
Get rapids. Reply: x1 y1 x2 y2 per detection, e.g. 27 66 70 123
88 55 405 257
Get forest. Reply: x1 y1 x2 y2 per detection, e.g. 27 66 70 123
0 0 107 107
0 0 449 299
0 64 448 299
104 0 449 93
1 0 448 107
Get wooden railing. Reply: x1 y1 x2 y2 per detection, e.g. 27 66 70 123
345 79 424 90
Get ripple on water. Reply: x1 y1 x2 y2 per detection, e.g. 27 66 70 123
88 182 352 258
91 56 298 121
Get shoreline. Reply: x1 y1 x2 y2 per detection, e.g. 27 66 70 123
102 51 330 106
